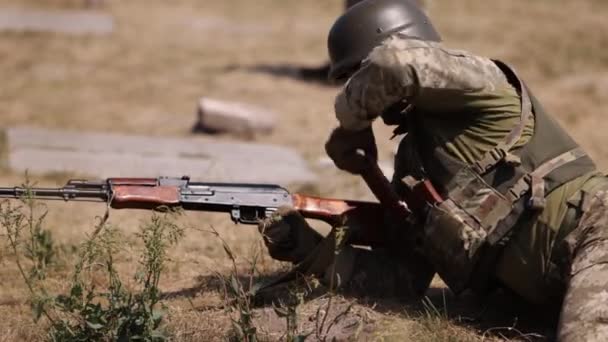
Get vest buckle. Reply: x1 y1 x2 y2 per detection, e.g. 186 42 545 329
527 196 546 210
527 175 546 210
503 153 521 167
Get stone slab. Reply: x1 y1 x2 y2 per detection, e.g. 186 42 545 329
316 156 394 180
0 8 113 35
3 127 317 185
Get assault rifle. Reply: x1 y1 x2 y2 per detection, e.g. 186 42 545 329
0 165 442 244
0 176 393 243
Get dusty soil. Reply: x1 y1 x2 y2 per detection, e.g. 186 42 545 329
0 0 607 340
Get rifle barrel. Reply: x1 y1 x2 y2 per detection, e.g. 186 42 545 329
0 186 108 202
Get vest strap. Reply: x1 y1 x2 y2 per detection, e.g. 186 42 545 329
487 147 588 244
473 61 534 174
507 147 587 205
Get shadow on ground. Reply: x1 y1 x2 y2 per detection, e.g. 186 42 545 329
223 63 344 87
162 273 557 341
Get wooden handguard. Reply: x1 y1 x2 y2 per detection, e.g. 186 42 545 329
108 178 158 186
111 185 181 209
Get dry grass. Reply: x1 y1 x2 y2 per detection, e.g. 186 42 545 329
0 0 607 340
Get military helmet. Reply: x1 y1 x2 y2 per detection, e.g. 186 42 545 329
328 0 441 80
345 0 364 9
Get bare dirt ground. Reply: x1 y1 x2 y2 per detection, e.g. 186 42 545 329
1 0 608 340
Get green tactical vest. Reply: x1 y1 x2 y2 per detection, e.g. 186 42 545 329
391 61 596 294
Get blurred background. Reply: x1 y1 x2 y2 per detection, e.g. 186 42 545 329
0 0 607 340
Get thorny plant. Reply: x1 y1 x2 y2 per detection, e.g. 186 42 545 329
0 177 185 341
231 221 356 342
1 178 55 281
211 226 313 342
273 289 308 342
242 222 357 342
52 208 185 341
272 275 322 342
209 226 259 342
198 220 360 341
313 226 355 342
0 177 57 328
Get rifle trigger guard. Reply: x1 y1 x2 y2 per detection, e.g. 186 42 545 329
231 206 264 224
230 207 241 223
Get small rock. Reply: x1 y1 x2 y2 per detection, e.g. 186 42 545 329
193 97 276 137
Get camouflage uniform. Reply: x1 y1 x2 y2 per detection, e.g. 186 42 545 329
556 190 608 341
331 33 608 340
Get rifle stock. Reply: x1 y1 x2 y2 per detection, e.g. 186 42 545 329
292 193 356 225
291 194 389 246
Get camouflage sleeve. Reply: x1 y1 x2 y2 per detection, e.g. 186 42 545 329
334 36 511 131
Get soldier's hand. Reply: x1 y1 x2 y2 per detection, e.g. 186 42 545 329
325 126 378 175
257 206 322 263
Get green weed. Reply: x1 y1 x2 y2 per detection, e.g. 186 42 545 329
0 178 185 342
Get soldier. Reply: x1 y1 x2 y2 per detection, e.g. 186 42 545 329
259 0 608 341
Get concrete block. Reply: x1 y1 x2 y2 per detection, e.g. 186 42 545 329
316 156 394 180
3 127 317 186
0 8 113 35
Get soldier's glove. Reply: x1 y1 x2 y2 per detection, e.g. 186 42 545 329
325 126 378 175
257 206 323 264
